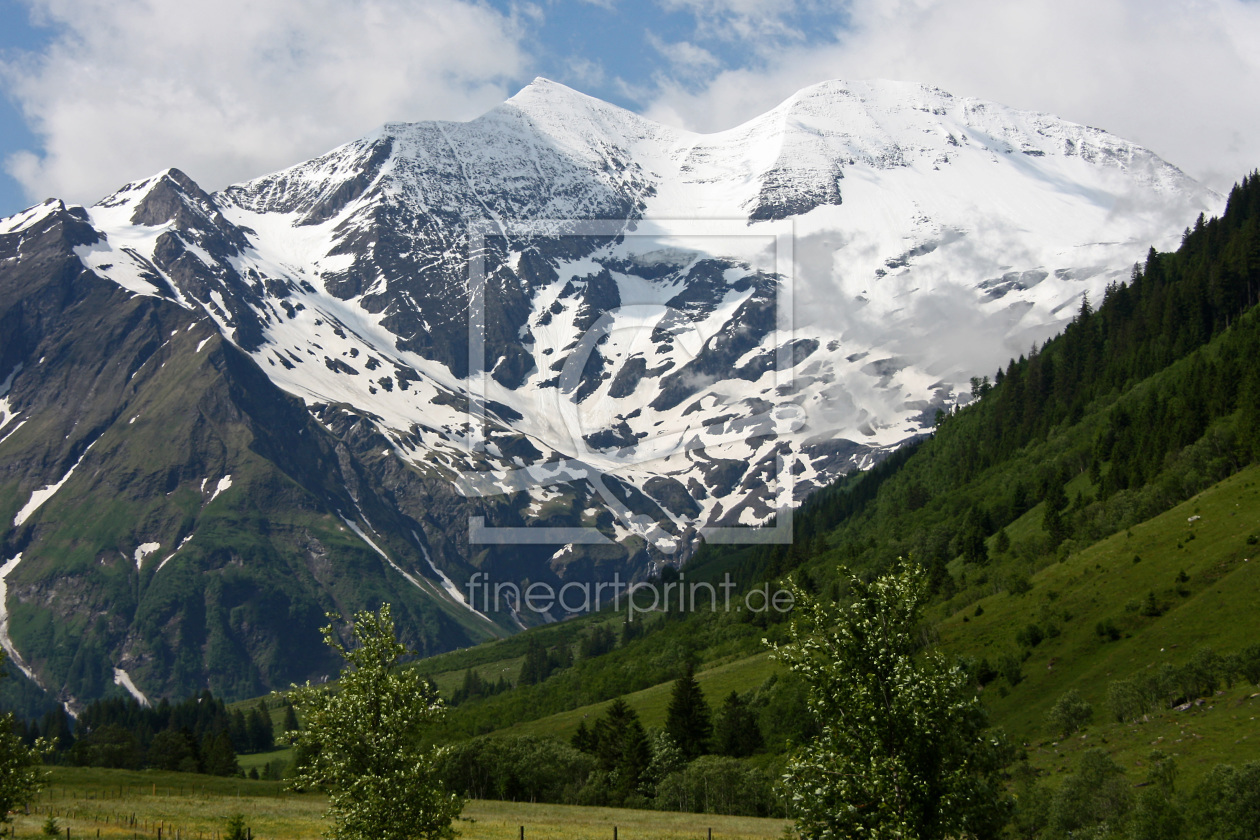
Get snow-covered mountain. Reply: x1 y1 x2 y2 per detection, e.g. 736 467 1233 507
0 78 1221 705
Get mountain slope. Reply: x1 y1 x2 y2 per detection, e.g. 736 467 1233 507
0 78 1222 706
0 201 504 712
400 174 1260 784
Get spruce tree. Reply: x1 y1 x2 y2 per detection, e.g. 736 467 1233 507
247 702 273 752
571 720 597 753
713 691 763 758
664 664 712 761
593 698 652 800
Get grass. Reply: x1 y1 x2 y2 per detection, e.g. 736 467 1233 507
936 463 1260 785
8 768 789 840
507 653 779 741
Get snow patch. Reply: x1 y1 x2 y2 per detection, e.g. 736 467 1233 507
0 554 39 685
411 530 480 616
13 438 101 527
133 542 161 570
206 475 232 503
112 668 150 706
156 534 193 572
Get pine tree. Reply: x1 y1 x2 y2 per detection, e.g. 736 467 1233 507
593 698 652 800
518 640 552 686
229 709 249 753
664 665 712 761
282 703 300 733
713 691 763 758
247 701 273 752
571 720 597 753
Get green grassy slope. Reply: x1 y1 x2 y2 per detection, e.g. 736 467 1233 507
936 464 1260 783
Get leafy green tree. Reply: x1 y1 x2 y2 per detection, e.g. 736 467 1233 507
147 729 198 772
69 724 143 769
645 729 685 786
1048 749 1132 837
1187 761 1260 840
655 755 779 817
287 604 462 840
1128 751 1182 840
664 665 712 761
771 561 1011 840
0 658 46 831
1046 688 1093 738
201 730 239 776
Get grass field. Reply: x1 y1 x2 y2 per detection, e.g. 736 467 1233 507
7 768 790 840
936 463 1260 785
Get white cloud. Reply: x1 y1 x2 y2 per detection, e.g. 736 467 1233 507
646 33 720 79
658 0 816 48
2 0 529 205
645 0 1260 192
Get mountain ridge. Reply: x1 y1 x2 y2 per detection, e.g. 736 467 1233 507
0 77 1223 708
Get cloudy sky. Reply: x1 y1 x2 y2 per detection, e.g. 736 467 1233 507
0 0 1258 218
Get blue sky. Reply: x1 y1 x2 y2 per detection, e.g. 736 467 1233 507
1 0 1259 218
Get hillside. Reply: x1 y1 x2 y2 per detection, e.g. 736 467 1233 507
395 174 1260 794
0 77 1221 707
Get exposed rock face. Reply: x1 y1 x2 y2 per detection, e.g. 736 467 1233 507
0 78 1220 708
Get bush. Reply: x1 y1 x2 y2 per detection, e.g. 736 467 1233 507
1048 749 1132 837
1046 688 1093 738
223 815 247 840
1015 623 1045 649
1095 619 1121 641
1107 678 1148 723
654 756 781 817
998 651 1024 687
438 735 594 804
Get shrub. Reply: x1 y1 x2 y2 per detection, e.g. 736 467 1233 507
1046 689 1093 738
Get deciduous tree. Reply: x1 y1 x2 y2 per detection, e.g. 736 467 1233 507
287 604 461 840
771 561 1011 840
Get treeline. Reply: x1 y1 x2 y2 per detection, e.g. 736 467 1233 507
979 171 1260 466
13 692 298 776
429 608 791 739
438 668 813 816
1011 750 1258 839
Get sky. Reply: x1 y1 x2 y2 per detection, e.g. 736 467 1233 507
0 0 1258 218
